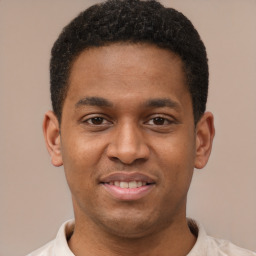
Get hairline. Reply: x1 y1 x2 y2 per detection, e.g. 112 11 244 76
57 41 197 125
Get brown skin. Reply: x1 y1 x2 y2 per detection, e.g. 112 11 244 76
43 43 215 256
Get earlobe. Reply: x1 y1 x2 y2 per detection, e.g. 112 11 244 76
43 111 63 167
194 112 215 169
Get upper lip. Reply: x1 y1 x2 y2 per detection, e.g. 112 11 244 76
99 172 157 184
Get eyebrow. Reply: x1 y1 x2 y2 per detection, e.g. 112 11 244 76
75 97 113 108
75 96 180 111
145 98 180 110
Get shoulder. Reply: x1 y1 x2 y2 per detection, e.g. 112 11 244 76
187 219 256 256
206 236 256 256
26 240 55 256
26 219 75 256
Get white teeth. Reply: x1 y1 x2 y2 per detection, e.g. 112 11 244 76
114 181 120 187
137 181 142 187
109 181 147 188
129 181 137 188
120 181 129 188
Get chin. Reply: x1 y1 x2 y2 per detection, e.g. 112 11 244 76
96 212 163 239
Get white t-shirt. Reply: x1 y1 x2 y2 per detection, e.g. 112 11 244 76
27 219 256 256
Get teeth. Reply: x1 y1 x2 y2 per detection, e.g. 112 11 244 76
129 181 137 188
120 181 129 188
114 181 120 187
137 181 142 187
109 181 147 188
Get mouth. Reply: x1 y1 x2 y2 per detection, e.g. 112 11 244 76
100 173 156 201
103 180 150 188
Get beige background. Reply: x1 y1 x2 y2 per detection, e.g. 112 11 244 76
1 0 256 255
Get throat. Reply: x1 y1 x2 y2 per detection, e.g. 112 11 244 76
68 219 197 256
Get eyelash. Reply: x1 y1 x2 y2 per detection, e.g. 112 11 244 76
82 115 112 126
82 115 175 127
145 116 174 126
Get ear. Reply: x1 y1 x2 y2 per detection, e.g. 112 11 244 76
194 112 215 169
43 111 63 167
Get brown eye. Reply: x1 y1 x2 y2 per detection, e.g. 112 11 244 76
88 117 104 125
152 117 167 125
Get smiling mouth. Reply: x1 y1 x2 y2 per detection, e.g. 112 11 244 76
102 180 153 189
100 173 156 201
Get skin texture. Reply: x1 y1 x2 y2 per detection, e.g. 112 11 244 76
43 43 215 256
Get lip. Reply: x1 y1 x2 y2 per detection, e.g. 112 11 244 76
100 172 156 183
100 172 157 201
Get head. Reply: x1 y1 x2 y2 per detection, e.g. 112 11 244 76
50 0 208 124
44 0 214 244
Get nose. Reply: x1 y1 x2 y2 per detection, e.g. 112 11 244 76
106 121 150 165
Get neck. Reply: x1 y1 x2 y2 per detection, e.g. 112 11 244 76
68 217 196 256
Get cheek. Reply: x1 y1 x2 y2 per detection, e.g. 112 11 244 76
156 134 195 164
61 134 105 169
154 132 196 184
60 134 107 193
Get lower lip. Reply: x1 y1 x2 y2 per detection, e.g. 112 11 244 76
102 183 154 201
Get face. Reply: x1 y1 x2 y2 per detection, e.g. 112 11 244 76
44 43 214 238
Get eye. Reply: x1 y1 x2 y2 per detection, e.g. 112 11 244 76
84 116 111 125
147 117 171 125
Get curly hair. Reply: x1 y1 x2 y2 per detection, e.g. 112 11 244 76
50 0 208 124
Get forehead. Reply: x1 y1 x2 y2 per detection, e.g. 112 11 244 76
66 43 189 106
71 43 184 76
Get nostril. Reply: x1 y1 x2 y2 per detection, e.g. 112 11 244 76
109 156 120 162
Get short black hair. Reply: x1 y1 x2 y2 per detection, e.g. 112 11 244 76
50 0 208 124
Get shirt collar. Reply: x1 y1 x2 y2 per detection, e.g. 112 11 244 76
53 219 208 255
187 219 208 255
54 219 75 256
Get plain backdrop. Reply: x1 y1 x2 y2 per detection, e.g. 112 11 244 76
1 0 256 255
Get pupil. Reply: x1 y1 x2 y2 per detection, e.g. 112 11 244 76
154 117 165 125
92 117 103 124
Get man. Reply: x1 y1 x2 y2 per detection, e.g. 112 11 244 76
28 0 255 255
